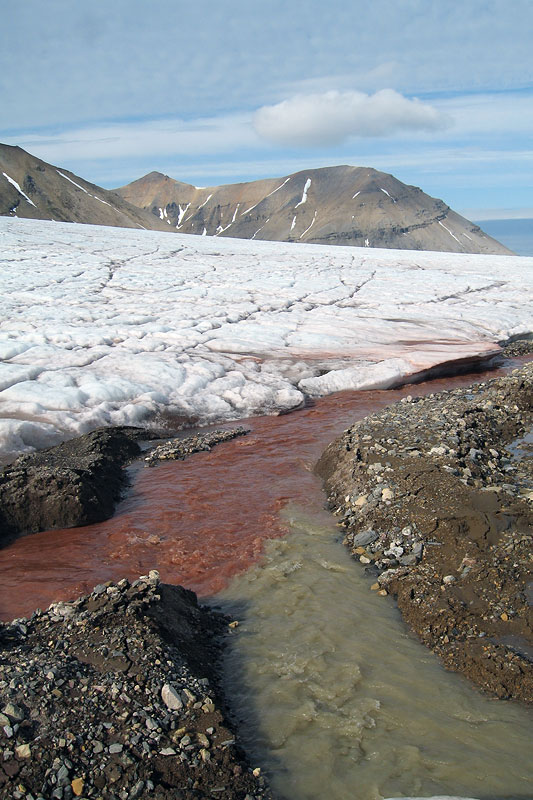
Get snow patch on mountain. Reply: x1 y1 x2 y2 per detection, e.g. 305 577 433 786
2 172 37 207
295 178 312 208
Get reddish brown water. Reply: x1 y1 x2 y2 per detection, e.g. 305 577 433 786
0 361 527 621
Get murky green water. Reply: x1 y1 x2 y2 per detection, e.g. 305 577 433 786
215 506 533 800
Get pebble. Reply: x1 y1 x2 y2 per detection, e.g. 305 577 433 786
161 683 184 711
352 530 379 548
3 703 25 722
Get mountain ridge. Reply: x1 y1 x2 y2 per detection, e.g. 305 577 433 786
116 164 513 255
0 144 513 255
0 144 171 232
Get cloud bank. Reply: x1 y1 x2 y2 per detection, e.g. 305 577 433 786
4 114 259 165
253 89 450 146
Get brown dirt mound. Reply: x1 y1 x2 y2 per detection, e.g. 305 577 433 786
317 363 533 703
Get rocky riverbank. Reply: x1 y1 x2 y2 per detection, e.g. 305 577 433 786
0 571 272 800
317 361 533 703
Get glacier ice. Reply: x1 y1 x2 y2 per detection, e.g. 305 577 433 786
0 217 532 460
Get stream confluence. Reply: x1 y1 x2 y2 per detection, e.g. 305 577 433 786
0 362 531 799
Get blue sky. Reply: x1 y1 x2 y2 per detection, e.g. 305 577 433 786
1 0 532 217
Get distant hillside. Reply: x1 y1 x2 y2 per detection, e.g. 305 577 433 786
0 145 513 255
117 165 513 255
0 144 170 232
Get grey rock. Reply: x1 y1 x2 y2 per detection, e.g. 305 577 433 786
130 781 145 799
399 554 419 566
352 530 379 548
412 542 424 559
3 702 25 721
161 683 184 711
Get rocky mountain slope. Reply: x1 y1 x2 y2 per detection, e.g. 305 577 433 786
0 143 513 254
0 144 170 231
117 165 513 254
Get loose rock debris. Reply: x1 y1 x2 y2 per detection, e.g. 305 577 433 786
145 428 249 467
317 362 533 703
0 571 272 799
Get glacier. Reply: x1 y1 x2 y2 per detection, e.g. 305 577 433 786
1 217 532 461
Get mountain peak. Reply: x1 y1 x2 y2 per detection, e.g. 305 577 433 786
117 164 511 255
0 144 512 255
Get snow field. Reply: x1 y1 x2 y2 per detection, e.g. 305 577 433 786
1 217 532 460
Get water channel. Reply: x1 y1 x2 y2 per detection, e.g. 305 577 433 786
218 506 533 800
0 360 531 799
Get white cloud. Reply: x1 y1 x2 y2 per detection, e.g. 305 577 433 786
253 89 450 147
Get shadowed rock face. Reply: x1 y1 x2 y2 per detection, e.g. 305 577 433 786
0 144 171 231
0 427 143 546
117 165 513 255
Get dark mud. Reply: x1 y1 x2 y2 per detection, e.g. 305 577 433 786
0 572 271 800
0 427 143 546
317 362 533 703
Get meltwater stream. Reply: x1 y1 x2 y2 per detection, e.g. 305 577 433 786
1 360 532 799
217 507 533 800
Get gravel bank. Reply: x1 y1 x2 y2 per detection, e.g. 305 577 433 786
0 572 272 800
317 362 533 703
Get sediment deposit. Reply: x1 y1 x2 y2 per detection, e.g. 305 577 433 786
317 362 533 702
0 572 271 799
